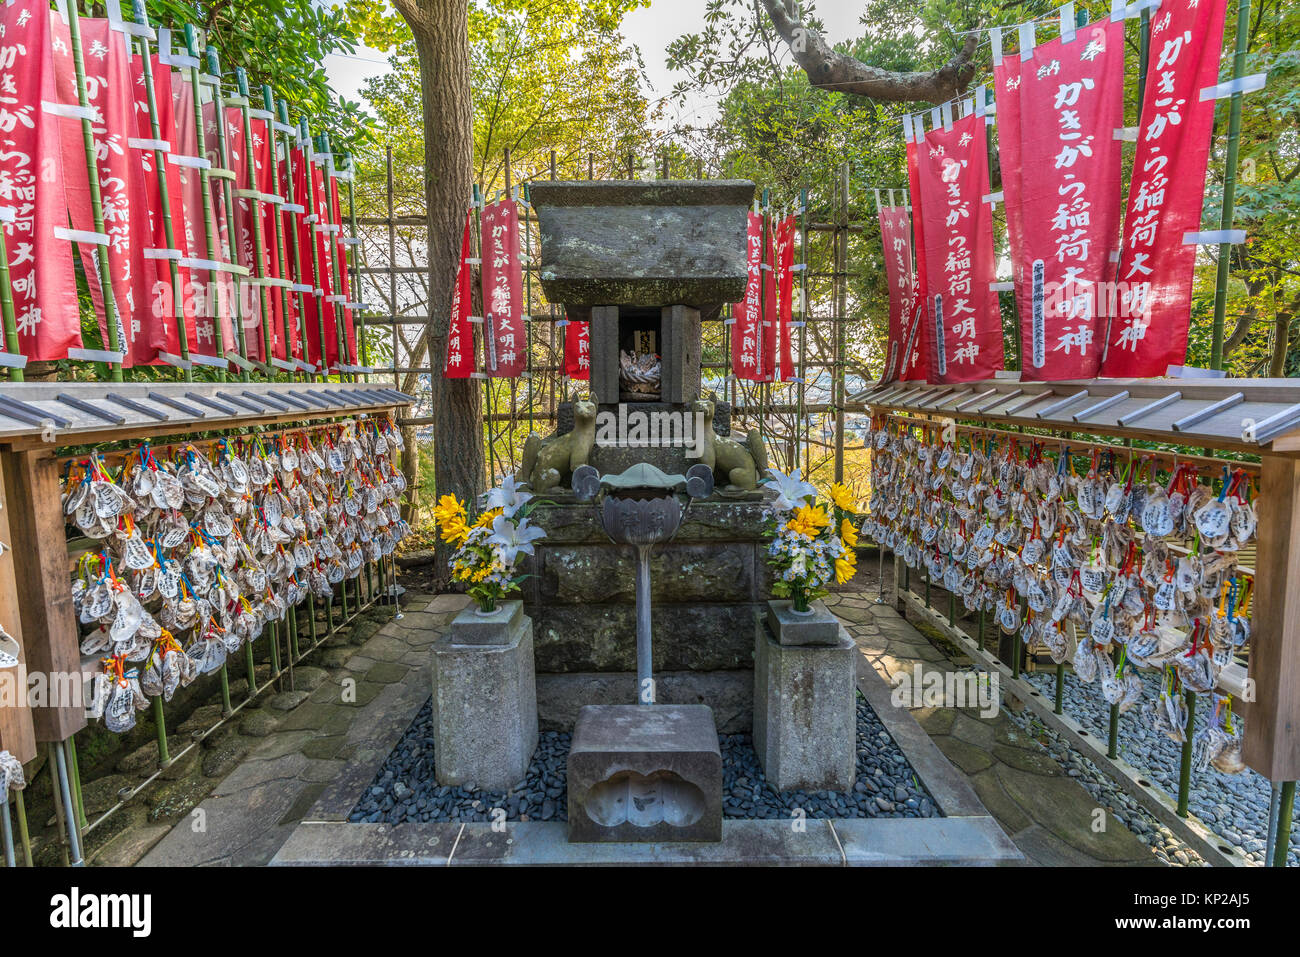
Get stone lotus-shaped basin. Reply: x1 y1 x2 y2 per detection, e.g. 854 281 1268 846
583 769 707 828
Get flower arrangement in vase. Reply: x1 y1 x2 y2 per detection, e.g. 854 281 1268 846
761 468 860 612
433 476 546 613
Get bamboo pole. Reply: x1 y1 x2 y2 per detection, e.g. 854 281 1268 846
235 69 274 369
203 46 251 380
132 1 191 380
298 119 329 380
1210 0 1253 371
67 1 124 381
278 100 314 377
262 85 296 378
184 26 227 381
319 132 349 381
343 153 368 375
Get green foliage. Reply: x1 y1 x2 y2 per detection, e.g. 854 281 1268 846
145 0 369 152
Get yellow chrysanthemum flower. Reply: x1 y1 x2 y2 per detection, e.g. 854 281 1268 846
434 493 466 528
835 556 856 584
794 504 830 530
473 507 503 530
828 482 857 513
440 516 470 545
840 519 859 549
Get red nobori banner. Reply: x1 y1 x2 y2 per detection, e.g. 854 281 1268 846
328 175 356 366
1016 19 1125 379
130 54 197 361
877 204 916 383
0 1 82 361
902 130 931 381
774 214 796 382
916 112 1004 382
992 54 1029 339
563 315 590 380
731 210 763 380
57 18 156 366
480 197 525 377
173 78 233 361
444 208 475 378
1102 0 1228 377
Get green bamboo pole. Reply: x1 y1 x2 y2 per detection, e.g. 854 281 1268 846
1176 689 1197 816
319 133 350 380
67 1 124 381
1054 662 1065 715
262 86 296 378
343 153 369 374
184 25 227 381
245 637 257 701
0 225 22 380
13 789 31 867
299 120 329 380
1210 0 1253 371
235 68 274 368
152 698 171 767
278 100 313 374
132 0 190 379
203 46 251 381
1273 781 1295 867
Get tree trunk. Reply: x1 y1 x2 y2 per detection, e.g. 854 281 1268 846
394 0 484 584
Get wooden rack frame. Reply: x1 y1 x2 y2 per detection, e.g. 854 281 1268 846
0 382 413 770
864 377 1300 783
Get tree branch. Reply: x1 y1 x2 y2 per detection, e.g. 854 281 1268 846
759 0 980 103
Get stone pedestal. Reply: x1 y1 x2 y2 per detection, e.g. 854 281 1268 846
753 615 856 793
766 599 839 646
567 704 722 843
430 601 538 791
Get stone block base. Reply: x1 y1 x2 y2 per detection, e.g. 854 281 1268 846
431 610 538 790
753 623 856 792
567 704 722 843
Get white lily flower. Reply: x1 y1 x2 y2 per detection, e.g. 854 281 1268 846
487 515 547 565
762 467 818 512
485 474 534 518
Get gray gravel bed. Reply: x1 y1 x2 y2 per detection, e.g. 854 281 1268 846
1020 668 1298 867
350 693 940 824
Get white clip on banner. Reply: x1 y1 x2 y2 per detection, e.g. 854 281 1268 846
0 352 28 369
1060 2 1077 43
168 154 211 170
990 26 1003 66
143 248 183 260
270 357 296 372
68 347 126 363
1199 73 1267 101
0 207 14 224
189 353 230 369
128 137 171 151
1019 22 1036 62
42 101 97 121
281 203 306 214
1113 127 1138 141
157 352 193 370
990 282 1015 292
1183 230 1247 245
54 227 109 245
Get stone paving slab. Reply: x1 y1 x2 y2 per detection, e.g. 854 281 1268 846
821 589 1160 867
270 817 1019 866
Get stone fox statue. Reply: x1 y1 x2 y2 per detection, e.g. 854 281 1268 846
693 398 768 490
516 399 597 492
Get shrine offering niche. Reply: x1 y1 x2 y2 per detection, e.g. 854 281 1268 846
519 179 776 731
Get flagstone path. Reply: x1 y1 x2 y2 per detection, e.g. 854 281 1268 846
115 584 1161 866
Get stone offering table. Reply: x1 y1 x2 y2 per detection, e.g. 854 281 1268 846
567 704 722 843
